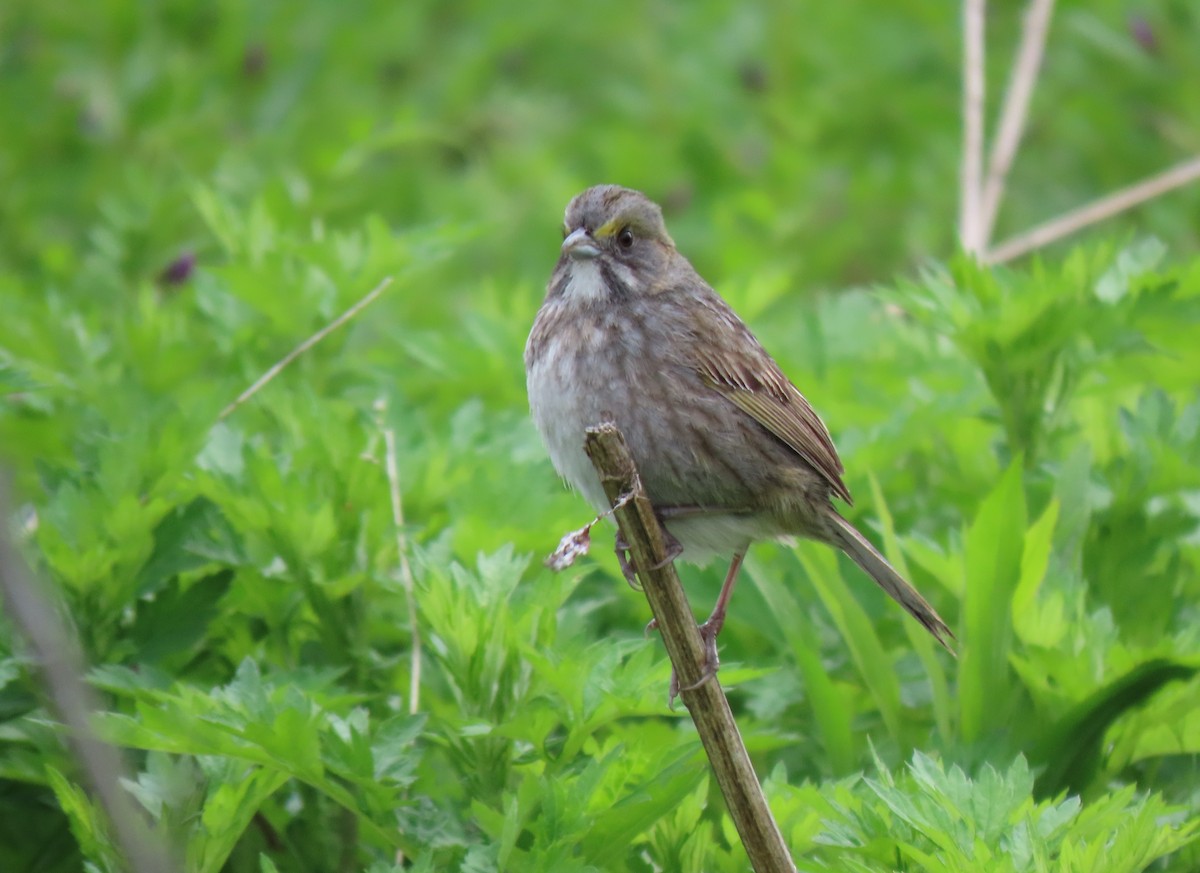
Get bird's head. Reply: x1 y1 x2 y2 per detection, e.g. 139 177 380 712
550 185 678 303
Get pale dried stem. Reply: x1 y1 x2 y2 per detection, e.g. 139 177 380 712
382 422 422 715
217 276 394 421
959 0 987 255
986 156 1200 263
978 0 1056 247
0 476 177 873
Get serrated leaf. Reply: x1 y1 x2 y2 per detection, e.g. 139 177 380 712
129 570 233 664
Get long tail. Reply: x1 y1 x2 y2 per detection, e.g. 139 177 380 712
827 512 956 653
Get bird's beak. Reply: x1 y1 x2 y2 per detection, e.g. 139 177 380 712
562 227 601 261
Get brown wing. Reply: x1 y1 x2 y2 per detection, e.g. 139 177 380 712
690 298 853 505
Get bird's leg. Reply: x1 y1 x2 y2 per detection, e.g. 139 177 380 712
656 504 717 520
677 550 746 695
624 504 752 705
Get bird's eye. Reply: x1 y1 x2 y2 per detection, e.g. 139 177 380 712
617 227 634 249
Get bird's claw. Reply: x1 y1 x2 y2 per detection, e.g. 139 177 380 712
665 617 722 709
614 528 683 590
614 533 641 590
649 534 684 569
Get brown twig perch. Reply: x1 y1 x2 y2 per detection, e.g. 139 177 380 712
583 424 795 873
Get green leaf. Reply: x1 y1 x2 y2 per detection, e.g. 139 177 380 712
747 556 857 774
45 767 120 871
960 459 1026 744
132 498 235 598
1012 498 1059 626
1031 658 1198 798
129 570 234 664
867 474 954 743
797 546 906 748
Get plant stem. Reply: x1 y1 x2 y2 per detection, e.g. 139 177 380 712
217 275 393 422
959 0 987 255
979 0 1056 247
0 476 177 873
986 156 1200 263
583 424 795 873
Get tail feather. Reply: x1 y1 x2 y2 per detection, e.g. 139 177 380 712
827 513 956 653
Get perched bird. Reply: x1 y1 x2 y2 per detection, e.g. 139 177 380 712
525 185 953 690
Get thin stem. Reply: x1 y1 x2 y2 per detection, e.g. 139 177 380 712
978 0 1056 247
986 156 1200 263
217 276 394 421
959 0 987 255
0 477 177 873
382 418 421 715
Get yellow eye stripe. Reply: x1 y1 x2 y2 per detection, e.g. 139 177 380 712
594 218 625 239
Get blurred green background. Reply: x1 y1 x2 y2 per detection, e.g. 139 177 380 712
2 1 1199 871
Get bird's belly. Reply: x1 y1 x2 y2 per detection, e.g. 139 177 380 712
528 322 794 562
526 331 621 514
529 404 613 517
530 369 774 562
661 512 784 564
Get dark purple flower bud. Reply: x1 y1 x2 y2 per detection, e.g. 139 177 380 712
159 250 196 286
1128 15 1158 54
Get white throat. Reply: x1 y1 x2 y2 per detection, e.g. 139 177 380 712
563 260 609 303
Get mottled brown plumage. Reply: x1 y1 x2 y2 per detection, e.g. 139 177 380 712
525 185 953 683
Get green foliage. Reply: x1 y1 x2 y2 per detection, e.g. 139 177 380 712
2 0 1199 870
785 752 1199 873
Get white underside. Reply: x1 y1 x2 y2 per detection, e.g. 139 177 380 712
529 324 778 563
562 260 610 303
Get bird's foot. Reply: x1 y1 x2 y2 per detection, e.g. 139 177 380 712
651 614 723 709
650 529 684 569
614 527 683 589
614 532 640 589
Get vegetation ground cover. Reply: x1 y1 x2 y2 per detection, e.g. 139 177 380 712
1 2 1198 870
